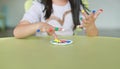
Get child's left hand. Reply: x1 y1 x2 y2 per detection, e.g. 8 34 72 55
79 9 103 36
80 9 103 29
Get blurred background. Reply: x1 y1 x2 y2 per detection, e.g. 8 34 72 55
0 0 120 38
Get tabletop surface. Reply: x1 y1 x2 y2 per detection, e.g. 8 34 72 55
0 36 120 69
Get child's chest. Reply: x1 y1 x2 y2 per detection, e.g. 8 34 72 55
41 10 74 30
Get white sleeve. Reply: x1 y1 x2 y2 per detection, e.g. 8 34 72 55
21 1 44 23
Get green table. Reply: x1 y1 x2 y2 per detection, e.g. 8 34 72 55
0 36 120 69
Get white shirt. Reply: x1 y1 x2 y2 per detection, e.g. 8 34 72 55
22 1 77 36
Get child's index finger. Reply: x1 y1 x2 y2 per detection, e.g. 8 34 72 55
52 33 58 39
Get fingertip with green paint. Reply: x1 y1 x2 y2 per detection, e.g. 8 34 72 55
80 17 83 20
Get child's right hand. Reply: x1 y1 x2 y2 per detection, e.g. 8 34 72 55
39 23 55 36
39 23 63 39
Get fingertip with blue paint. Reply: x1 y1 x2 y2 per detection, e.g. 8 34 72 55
92 10 96 14
36 29 40 32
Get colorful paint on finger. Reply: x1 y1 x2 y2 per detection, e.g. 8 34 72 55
92 10 96 13
54 27 64 31
99 9 103 12
55 27 59 31
36 29 40 32
81 10 85 13
80 17 83 20
49 27 53 32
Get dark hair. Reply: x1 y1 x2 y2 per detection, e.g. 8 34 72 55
39 0 89 30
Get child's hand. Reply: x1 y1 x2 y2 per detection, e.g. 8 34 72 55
39 23 63 39
80 9 103 29
79 9 103 36
40 23 55 36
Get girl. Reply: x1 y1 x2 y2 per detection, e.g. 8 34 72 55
13 0 102 38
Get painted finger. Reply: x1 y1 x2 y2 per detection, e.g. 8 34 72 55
48 27 54 32
94 9 103 18
91 10 96 17
52 33 58 39
88 10 96 19
81 10 88 19
54 27 64 31
48 27 64 32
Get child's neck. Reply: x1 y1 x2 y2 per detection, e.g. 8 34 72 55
52 0 68 6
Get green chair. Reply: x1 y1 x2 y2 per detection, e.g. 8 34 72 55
24 0 33 12
82 0 89 8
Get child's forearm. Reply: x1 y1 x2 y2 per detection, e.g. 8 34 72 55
13 21 41 38
85 25 98 37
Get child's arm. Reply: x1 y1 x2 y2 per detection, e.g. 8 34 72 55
13 20 55 38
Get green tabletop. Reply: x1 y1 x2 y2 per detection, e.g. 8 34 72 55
0 36 120 69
